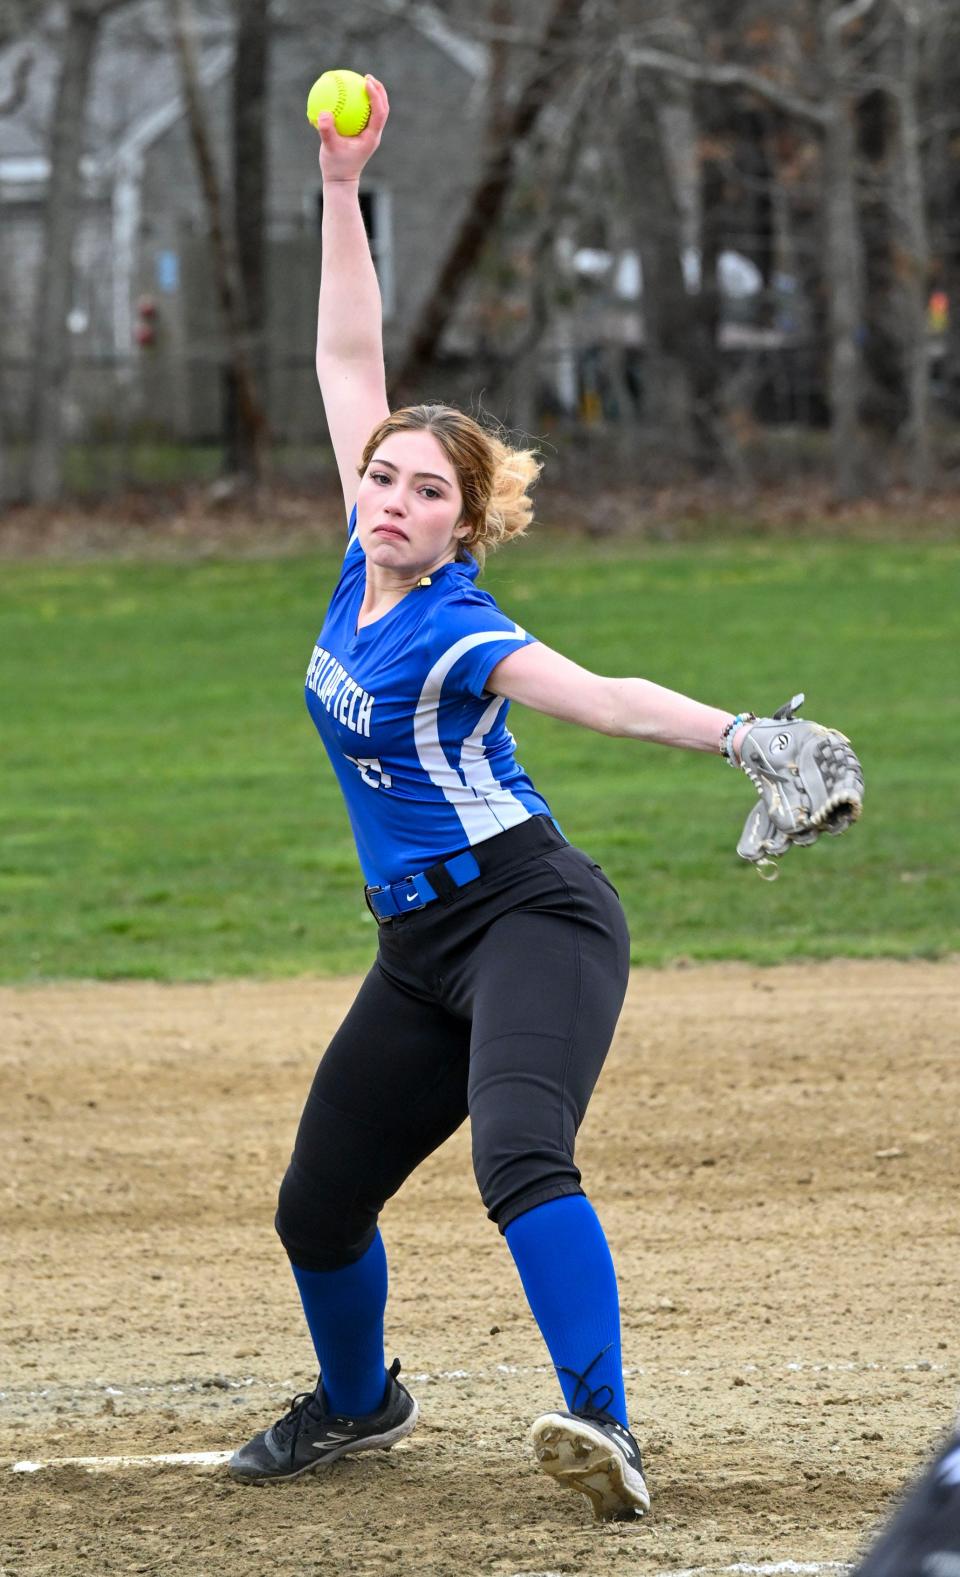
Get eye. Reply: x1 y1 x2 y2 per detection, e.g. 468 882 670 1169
369 470 391 484
420 485 442 500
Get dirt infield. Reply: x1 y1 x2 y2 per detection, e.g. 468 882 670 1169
2 960 958 1577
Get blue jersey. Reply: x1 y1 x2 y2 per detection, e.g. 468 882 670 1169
304 509 552 887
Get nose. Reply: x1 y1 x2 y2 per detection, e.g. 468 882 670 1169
383 489 406 516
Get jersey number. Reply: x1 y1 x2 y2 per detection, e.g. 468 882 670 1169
346 755 392 790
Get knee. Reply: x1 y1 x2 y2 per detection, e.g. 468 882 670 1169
468 1032 592 1234
275 1158 377 1272
471 1120 581 1235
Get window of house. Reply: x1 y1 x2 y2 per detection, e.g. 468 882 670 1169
315 186 394 320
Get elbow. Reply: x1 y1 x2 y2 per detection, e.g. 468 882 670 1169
555 676 621 736
593 677 625 737
315 347 385 381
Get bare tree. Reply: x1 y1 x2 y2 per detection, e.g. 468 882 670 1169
166 0 268 484
853 0 931 489
0 35 36 503
0 49 33 113
618 70 698 465
379 0 938 492
821 0 868 498
620 5 884 494
26 0 131 504
819 0 930 493
932 3 960 419
890 0 929 490
390 0 588 400
226 0 268 481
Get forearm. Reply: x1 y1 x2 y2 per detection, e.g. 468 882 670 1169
488 644 753 762
604 676 749 759
316 180 383 366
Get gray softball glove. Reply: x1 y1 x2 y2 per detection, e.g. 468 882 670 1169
736 694 864 877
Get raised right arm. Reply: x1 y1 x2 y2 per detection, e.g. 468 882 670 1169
314 76 391 516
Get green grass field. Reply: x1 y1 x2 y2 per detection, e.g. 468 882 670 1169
1 537 956 981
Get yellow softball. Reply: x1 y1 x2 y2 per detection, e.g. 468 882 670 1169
306 70 371 136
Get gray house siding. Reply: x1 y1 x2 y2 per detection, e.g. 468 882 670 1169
137 16 486 437
0 6 488 444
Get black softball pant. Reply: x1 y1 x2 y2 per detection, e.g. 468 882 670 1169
275 817 631 1272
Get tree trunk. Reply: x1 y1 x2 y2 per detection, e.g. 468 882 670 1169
479 63 588 426
857 78 904 443
665 84 731 470
390 0 586 400
2 16 39 500
689 96 775 473
0 273 5 502
822 9 865 499
941 167 960 420
228 0 268 481
619 75 696 467
26 2 101 503
167 0 268 481
927 0 960 418
891 0 930 490
0 48 33 113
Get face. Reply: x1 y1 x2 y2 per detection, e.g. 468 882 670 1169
356 429 468 579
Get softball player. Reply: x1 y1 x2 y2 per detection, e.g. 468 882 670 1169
228 76 755 1521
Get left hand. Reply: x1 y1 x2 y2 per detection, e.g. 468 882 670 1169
735 694 864 876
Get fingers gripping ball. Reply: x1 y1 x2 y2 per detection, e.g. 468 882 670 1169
306 70 371 136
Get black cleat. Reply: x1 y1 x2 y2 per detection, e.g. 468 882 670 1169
530 1348 649 1521
530 1408 650 1521
228 1358 418 1485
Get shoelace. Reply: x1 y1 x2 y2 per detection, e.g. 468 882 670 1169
272 1359 401 1467
557 1344 618 1426
272 1386 327 1466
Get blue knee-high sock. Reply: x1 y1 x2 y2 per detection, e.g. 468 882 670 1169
505 1195 629 1428
290 1231 388 1416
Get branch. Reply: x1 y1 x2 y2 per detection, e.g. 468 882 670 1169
494 77 592 375
373 0 551 50
0 49 32 115
390 0 588 397
829 0 881 34
165 0 268 458
626 45 828 128
369 0 487 78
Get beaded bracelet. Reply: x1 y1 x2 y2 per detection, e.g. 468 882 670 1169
720 712 756 767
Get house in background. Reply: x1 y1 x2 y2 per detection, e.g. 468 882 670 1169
0 0 489 444
0 1 817 457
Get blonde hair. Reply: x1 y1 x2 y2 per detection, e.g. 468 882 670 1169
358 404 542 569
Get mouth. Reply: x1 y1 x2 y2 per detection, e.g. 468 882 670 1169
372 524 408 541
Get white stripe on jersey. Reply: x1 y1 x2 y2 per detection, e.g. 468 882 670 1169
459 693 529 829
413 627 531 842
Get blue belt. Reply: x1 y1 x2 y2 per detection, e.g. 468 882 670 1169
364 849 483 922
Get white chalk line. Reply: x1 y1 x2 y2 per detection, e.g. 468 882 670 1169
12 1450 232 1473
10 1439 423 1474
508 1564 850 1577
647 1565 849 1576
511 1568 849 1577
1 1353 947 1408
649 1566 848 1577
